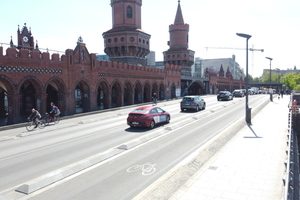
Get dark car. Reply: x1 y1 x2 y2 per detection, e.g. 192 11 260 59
127 106 170 129
180 95 206 112
232 90 244 97
217 91 233 101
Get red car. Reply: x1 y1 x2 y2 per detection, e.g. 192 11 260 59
127 106 171 128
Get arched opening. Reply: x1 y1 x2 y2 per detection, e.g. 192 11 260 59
127 6 133 18
188 82 204 95
143 83 151 102
159 83 165 100
152 83 158 100
46 84 58 112
97 81 109 109
111 82 122 108
0 77 15 125
20 81 36 117
45 78 66 115
134 83 142 104
0 86 8 126
0 87 8 118
75 81 90 113
171 83 176 99
124 82 133 106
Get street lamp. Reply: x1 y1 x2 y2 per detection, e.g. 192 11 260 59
276 68 280 94
266 57 273 101
236 33 252 124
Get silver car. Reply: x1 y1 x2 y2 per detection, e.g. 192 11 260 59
180 95 206 112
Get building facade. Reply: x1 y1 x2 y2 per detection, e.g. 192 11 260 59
0 1 181 125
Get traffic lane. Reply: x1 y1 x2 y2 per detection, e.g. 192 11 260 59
0 119 139 191
0 96 246 196
0 96 225 160
0 95 260 197
26 96 251 199
0 103 189 193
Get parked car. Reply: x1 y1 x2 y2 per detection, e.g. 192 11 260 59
232 90 244 97
248 89 255 95
180 95 206 112
240 89 246 94
217 91 233 101
127 106 170 128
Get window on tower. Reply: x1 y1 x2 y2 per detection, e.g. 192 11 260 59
127 6 132 18
81 50 84 61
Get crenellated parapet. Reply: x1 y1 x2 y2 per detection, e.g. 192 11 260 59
0 44 181 72
0 47 66 67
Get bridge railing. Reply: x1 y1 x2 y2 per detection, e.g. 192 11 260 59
284 110 300 200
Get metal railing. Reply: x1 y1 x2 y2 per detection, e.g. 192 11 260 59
284 110 300 200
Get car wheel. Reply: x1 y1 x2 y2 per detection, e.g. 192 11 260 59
149 120 155 129
181 108 184 112
195 105 199 112
166 115 170 123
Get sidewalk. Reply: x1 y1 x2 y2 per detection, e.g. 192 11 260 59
170 96 289 200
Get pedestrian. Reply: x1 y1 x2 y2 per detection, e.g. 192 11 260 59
280 90 284 98
152 93 157 105
27 108 41 128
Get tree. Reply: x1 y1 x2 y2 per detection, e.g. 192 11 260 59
280 72 300 90
294 84 300 91
248 74 253 82
261 71 281 83
253 77 261 82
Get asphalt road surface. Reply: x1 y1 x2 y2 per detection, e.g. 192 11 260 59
0 94 270 200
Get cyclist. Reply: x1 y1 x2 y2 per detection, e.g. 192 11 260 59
152 93 157 105
49 102 60 121
27 108 41 128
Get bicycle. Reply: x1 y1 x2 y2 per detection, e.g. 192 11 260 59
26 118 46 131
45 112 60 125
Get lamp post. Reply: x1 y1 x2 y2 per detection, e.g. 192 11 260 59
276 68 280 94
236 33 252 124
266 57 273 101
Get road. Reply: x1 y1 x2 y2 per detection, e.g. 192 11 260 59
0 94 270 200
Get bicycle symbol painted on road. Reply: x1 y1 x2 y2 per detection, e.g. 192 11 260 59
127 162 157 176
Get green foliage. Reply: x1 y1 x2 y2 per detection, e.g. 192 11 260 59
294 84 300 91
253 77 261 82
261 71 281 83
248 74 253 82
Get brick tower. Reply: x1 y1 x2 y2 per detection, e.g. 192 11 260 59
163 1 195 75
17 23 35 50
103 0 151 66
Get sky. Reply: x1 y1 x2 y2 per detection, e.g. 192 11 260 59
0 0 299 78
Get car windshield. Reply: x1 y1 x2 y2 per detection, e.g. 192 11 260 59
182 97 194 102
131 108 148 113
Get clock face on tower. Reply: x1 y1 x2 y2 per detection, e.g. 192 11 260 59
23 36 29 43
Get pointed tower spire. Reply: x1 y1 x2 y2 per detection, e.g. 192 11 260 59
10 36 14 48
219 64 225 77
163 1 195 68
174 0 184 25
35 40 39 50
